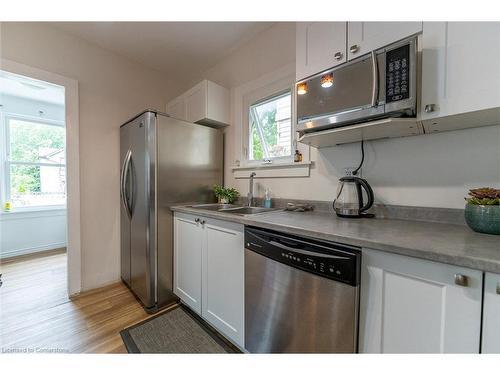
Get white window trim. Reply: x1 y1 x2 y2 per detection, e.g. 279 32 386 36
248 89 293 164
1 113 67 212
231 63 311 178
243 84 295 168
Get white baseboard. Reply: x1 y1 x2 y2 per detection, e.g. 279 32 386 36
0 242 67 260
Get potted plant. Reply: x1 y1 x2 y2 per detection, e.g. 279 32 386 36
213 185 240 204
465 187 500 235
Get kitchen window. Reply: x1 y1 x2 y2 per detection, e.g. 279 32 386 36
3 116 66 209
248 90 292 162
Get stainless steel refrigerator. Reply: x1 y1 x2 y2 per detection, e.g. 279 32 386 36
120 110 223 312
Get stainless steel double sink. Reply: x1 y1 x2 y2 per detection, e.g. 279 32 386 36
190 203 278 216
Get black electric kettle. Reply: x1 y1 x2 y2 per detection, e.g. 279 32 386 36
333 176 374 218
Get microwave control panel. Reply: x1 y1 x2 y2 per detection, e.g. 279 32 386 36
386 44 410 103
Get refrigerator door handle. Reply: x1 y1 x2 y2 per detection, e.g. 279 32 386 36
120 149 132 218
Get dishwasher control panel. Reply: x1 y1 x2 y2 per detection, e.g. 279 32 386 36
245 227 361 286
279 250 348 279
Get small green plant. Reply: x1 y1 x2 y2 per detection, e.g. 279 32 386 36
465 187 500 205
213 185 240 204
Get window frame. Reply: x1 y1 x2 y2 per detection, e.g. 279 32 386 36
1 113 67 211
243 83 296 167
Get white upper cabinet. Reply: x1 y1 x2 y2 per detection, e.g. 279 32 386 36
166 80 230 128
165 96 186 121
360 249 482 353
482 272 500 353
421 22 500 131
296 22 347 81
185 81 207 124
347 22 422 60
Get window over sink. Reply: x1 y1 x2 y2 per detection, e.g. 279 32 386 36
248 90 292 162
233 66 310 179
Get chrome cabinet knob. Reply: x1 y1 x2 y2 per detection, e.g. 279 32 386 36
454 274 469 287
349 45 360 54
200 220 206 225
424 104 436 113
334 51 343 60
194 218 200 223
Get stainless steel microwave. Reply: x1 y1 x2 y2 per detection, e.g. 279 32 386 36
296 36 418 133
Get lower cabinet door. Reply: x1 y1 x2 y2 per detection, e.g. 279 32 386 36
482 272 500 353
360 249 482 353
202 218 244 347
173 213 203 314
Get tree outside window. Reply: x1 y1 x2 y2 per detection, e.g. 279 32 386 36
249 90 292 161
6 118 66 208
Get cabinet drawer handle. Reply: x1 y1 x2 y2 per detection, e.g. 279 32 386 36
334 51 343 60
424 104 436 113
454 274 469 287
349 45 360 54
496 283 500 295
194 218 200 223
200 220 206 225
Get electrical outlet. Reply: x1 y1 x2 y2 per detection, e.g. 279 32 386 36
344 167 361 177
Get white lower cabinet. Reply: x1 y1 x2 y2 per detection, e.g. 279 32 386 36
360 248 482 353
174 213 203 314
173 212 244 347
202 219 244 347
481 272 500 353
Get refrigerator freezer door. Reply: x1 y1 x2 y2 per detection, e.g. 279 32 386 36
156 114 223 307
128 112 156 308
120 124 132 287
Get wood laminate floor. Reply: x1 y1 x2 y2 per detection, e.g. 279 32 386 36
0 251 152 353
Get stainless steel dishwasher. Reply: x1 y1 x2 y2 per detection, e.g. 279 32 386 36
244 226 361 353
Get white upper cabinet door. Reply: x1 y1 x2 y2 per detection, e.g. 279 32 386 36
167 80 230 127
202 218 244 347
185 81 208 124
347 22 422 60
482 272 500 353
173 213 203 314
360 249 482 353
296 22 347 81
421 22 500 121
206 81 230 125
166 97 186 121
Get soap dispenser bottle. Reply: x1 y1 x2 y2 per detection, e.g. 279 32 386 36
263 189 272 208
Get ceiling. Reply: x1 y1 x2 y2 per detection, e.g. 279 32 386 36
52 22 275 84
0 70 65 105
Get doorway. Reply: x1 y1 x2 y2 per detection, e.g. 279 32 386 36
0 60 80 299
0 71 69 322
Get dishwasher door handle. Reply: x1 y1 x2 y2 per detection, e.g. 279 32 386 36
268 240 350 260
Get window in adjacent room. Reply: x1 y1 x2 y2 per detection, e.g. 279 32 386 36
248 90 292 162
5 117 66 208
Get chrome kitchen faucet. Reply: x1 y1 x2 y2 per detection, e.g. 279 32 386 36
248 172 256 207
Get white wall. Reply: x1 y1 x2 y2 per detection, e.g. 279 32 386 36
199 23 500 209
0 22 183 290
0 209 66 258
0 95 68 259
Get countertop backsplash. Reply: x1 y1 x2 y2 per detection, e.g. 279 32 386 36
238 197 465 226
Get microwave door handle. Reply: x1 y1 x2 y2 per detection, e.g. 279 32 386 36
371 51 379 107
